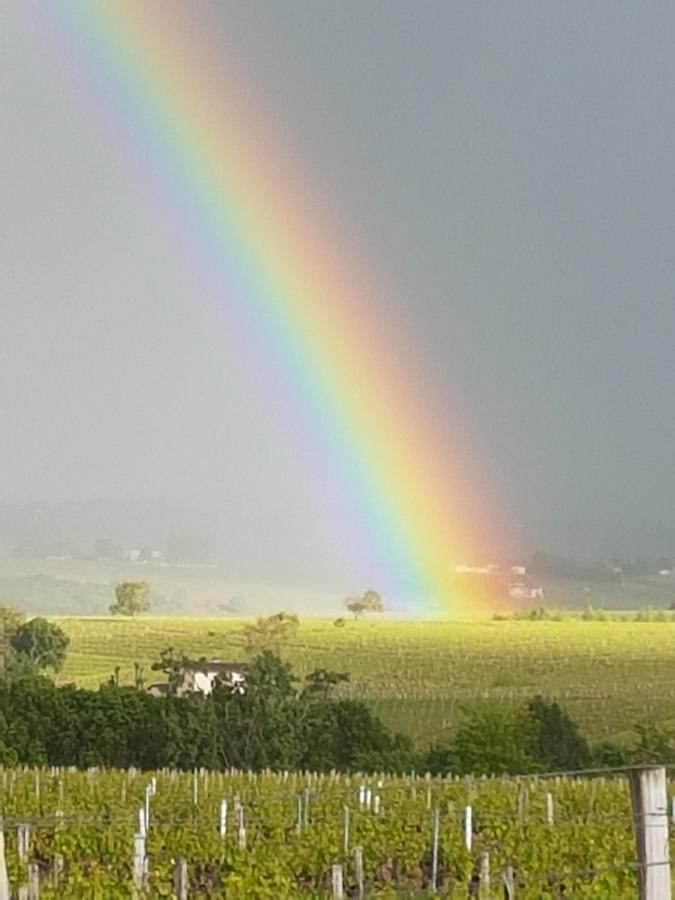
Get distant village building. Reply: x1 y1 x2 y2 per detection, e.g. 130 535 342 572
454 563 502 575
148 660 246 698
137 546 163 563
454 563 544 602
122 547 164 564
508 582 545 602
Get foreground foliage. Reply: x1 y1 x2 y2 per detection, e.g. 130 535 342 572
0 766 659 897
0 653 412 772
0 648 619 775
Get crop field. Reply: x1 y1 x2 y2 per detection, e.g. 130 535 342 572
52 617 675 747
0 765 661 897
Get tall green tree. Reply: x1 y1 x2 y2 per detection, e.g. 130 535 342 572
150 646 191 695
449 702 541 775
345 589 383 619
109 581 151 616
10 618 69 673
240 612 299 654
303 667 349 696
0 604 24 679
527 695 591 770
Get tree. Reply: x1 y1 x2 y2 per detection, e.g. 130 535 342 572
345 598 363 619
425 696 600 777
303 667 349 696
0 604 25 681
527 696 591 770
10 618 69 673
448 702 541 775
240 612 299 655
0 604 24 640
0 650 415 773
244 650 297 698
631 723 675 765
150 646 191 695
345 589 383 619
109 581 151 616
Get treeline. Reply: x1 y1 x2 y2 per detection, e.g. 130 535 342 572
495 605 675 622
0 650 655 775
528 550 674 582
0 654 410 772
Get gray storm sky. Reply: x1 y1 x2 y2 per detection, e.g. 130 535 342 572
2 1 675 575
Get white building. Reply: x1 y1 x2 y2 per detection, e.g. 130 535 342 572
148 660 246 697
508 583 544 601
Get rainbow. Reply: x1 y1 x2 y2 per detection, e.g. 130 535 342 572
57 1 500 613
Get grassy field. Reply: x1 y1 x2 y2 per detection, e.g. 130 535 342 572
52 616 675 749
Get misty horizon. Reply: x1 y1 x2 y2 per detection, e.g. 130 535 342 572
2 498 675 573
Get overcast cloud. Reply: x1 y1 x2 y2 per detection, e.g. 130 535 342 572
2 1 675 580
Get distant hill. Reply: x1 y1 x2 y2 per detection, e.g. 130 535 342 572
0 558 341 617
0 573 111 615
539 573 675 611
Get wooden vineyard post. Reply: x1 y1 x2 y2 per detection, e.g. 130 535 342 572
219 799 227 839
27 864 39 900
342 806 350 855
173 858 188 900
501 865 515 899
144 782 153 831
545 792 554 826
52 855 64 891
331 864 344 899
430 808 440 892
479 852 490 898
629 766 671 900
464 805 472 851
17 824 30 863
516 783 527 842
237 806 246 849
133 833 146 896
353 846 364 899
0 824 9 900
303 787 310 826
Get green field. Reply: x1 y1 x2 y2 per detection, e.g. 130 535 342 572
53 616 675 748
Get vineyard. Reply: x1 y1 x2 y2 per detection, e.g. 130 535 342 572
54 617 675 747
0 765 667 897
